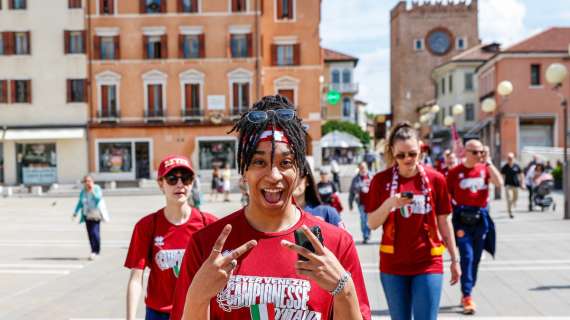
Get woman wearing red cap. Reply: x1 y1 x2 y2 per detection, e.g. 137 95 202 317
170 95 370 320
124 155 217 320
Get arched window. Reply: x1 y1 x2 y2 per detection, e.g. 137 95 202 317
342 97 351 118
331 70 340 84
342 69 351 84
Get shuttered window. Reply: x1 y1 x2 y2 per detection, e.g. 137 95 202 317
69 0 82 8
12 80 31 103
64 31 86 54
67 79 87 103
178 0 198 12
271 44 300 66
230 33 252 58
276 0 293 19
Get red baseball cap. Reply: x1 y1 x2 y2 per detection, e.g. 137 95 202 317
157 155 194 178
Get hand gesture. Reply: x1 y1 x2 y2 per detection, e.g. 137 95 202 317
450 261 461 285
389 193 413 210
187 224 257 303
281 225 348 293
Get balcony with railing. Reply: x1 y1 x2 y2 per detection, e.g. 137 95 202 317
96 109 120 123
144 108 165 123
328 82 359 94
182 108 205 122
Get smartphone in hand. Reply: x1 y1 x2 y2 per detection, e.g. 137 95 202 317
294 226 324 261
401 191 414 199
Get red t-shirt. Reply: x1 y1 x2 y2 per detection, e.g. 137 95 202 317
364 166 452 275
446 163 490 208
124 208 218 313
170 209 371 320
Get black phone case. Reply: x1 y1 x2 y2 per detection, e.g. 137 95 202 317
294 226 324 261
402 191 414 199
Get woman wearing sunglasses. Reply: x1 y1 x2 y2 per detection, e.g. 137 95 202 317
125 155 217 320
364 122 460 320
171 95 370 320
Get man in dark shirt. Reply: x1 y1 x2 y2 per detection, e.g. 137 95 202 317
317 168 337 205
501 153 525 218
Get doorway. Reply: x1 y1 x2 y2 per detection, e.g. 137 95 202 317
135 142 150 179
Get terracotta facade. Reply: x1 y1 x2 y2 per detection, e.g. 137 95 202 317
87 0 323 180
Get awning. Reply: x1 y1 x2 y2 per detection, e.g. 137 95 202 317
465 118 493 136
4 128 85 141
321 130 363 148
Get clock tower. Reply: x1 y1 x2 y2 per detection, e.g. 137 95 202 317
390 0 479 124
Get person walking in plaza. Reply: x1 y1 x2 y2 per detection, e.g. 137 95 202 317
447 139 503 314
364 122 460 320
124 155 217 320
501 153 525 218
317 168 344 213
293 160 345 228
210 166 222 202
349 161 372 243
437 149 457 177
171 95 371 320
72 175 110 261
222 163 232 202
330 157 342 192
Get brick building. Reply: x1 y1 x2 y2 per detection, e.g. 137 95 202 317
390 0 479 124
86 0 323 182
0 0 88 185
475 27 570 161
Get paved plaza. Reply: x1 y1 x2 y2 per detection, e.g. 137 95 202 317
0 190 569 319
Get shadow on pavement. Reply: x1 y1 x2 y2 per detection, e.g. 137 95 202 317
530 285 570 291
438 305 463 314
23 257 85 261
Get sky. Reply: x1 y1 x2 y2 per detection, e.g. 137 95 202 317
320 0 570 115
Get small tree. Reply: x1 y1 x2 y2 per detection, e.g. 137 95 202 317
322 120 370 146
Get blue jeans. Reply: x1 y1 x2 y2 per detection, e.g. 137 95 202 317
85 220 100 254
145 307 169 320
453 207 490 297
380 272 443 320
358 205 371 241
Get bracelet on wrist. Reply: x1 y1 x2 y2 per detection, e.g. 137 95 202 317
330 271 351 296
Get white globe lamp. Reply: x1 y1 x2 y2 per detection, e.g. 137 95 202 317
452 104 464 116
546 63 568 86
443 115 454 127
430 104 440 114
497 80 514 97
481 98 497 113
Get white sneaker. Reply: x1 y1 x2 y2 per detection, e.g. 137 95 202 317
88 253 97 261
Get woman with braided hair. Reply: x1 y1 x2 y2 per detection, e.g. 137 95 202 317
364 122 460 320
171 95 370 320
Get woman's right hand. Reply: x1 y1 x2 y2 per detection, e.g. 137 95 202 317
388 193 413 210
186 224 257 304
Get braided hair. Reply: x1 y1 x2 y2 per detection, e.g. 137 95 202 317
228 95 308 175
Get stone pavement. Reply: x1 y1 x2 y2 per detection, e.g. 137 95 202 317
0 190 569 319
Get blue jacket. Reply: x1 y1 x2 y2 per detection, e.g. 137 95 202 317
73 185 110 223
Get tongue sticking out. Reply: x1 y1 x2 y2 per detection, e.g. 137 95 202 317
263 190 283 204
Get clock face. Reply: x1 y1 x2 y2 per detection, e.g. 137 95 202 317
426 29 453 56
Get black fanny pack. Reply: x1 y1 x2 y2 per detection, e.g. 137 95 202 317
458 208 482 226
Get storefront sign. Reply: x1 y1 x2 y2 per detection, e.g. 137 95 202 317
207 95 226 110
23 167 57 185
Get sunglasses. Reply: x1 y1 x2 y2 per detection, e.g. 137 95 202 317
164 174 193 186
394 151 419 160
467 150 485 155
246 109 296 124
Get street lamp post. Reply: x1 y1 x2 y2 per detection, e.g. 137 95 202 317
546 62 569 219
480 80 513 200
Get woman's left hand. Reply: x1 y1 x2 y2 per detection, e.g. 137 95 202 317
450 261 461 285
281 225 346 292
